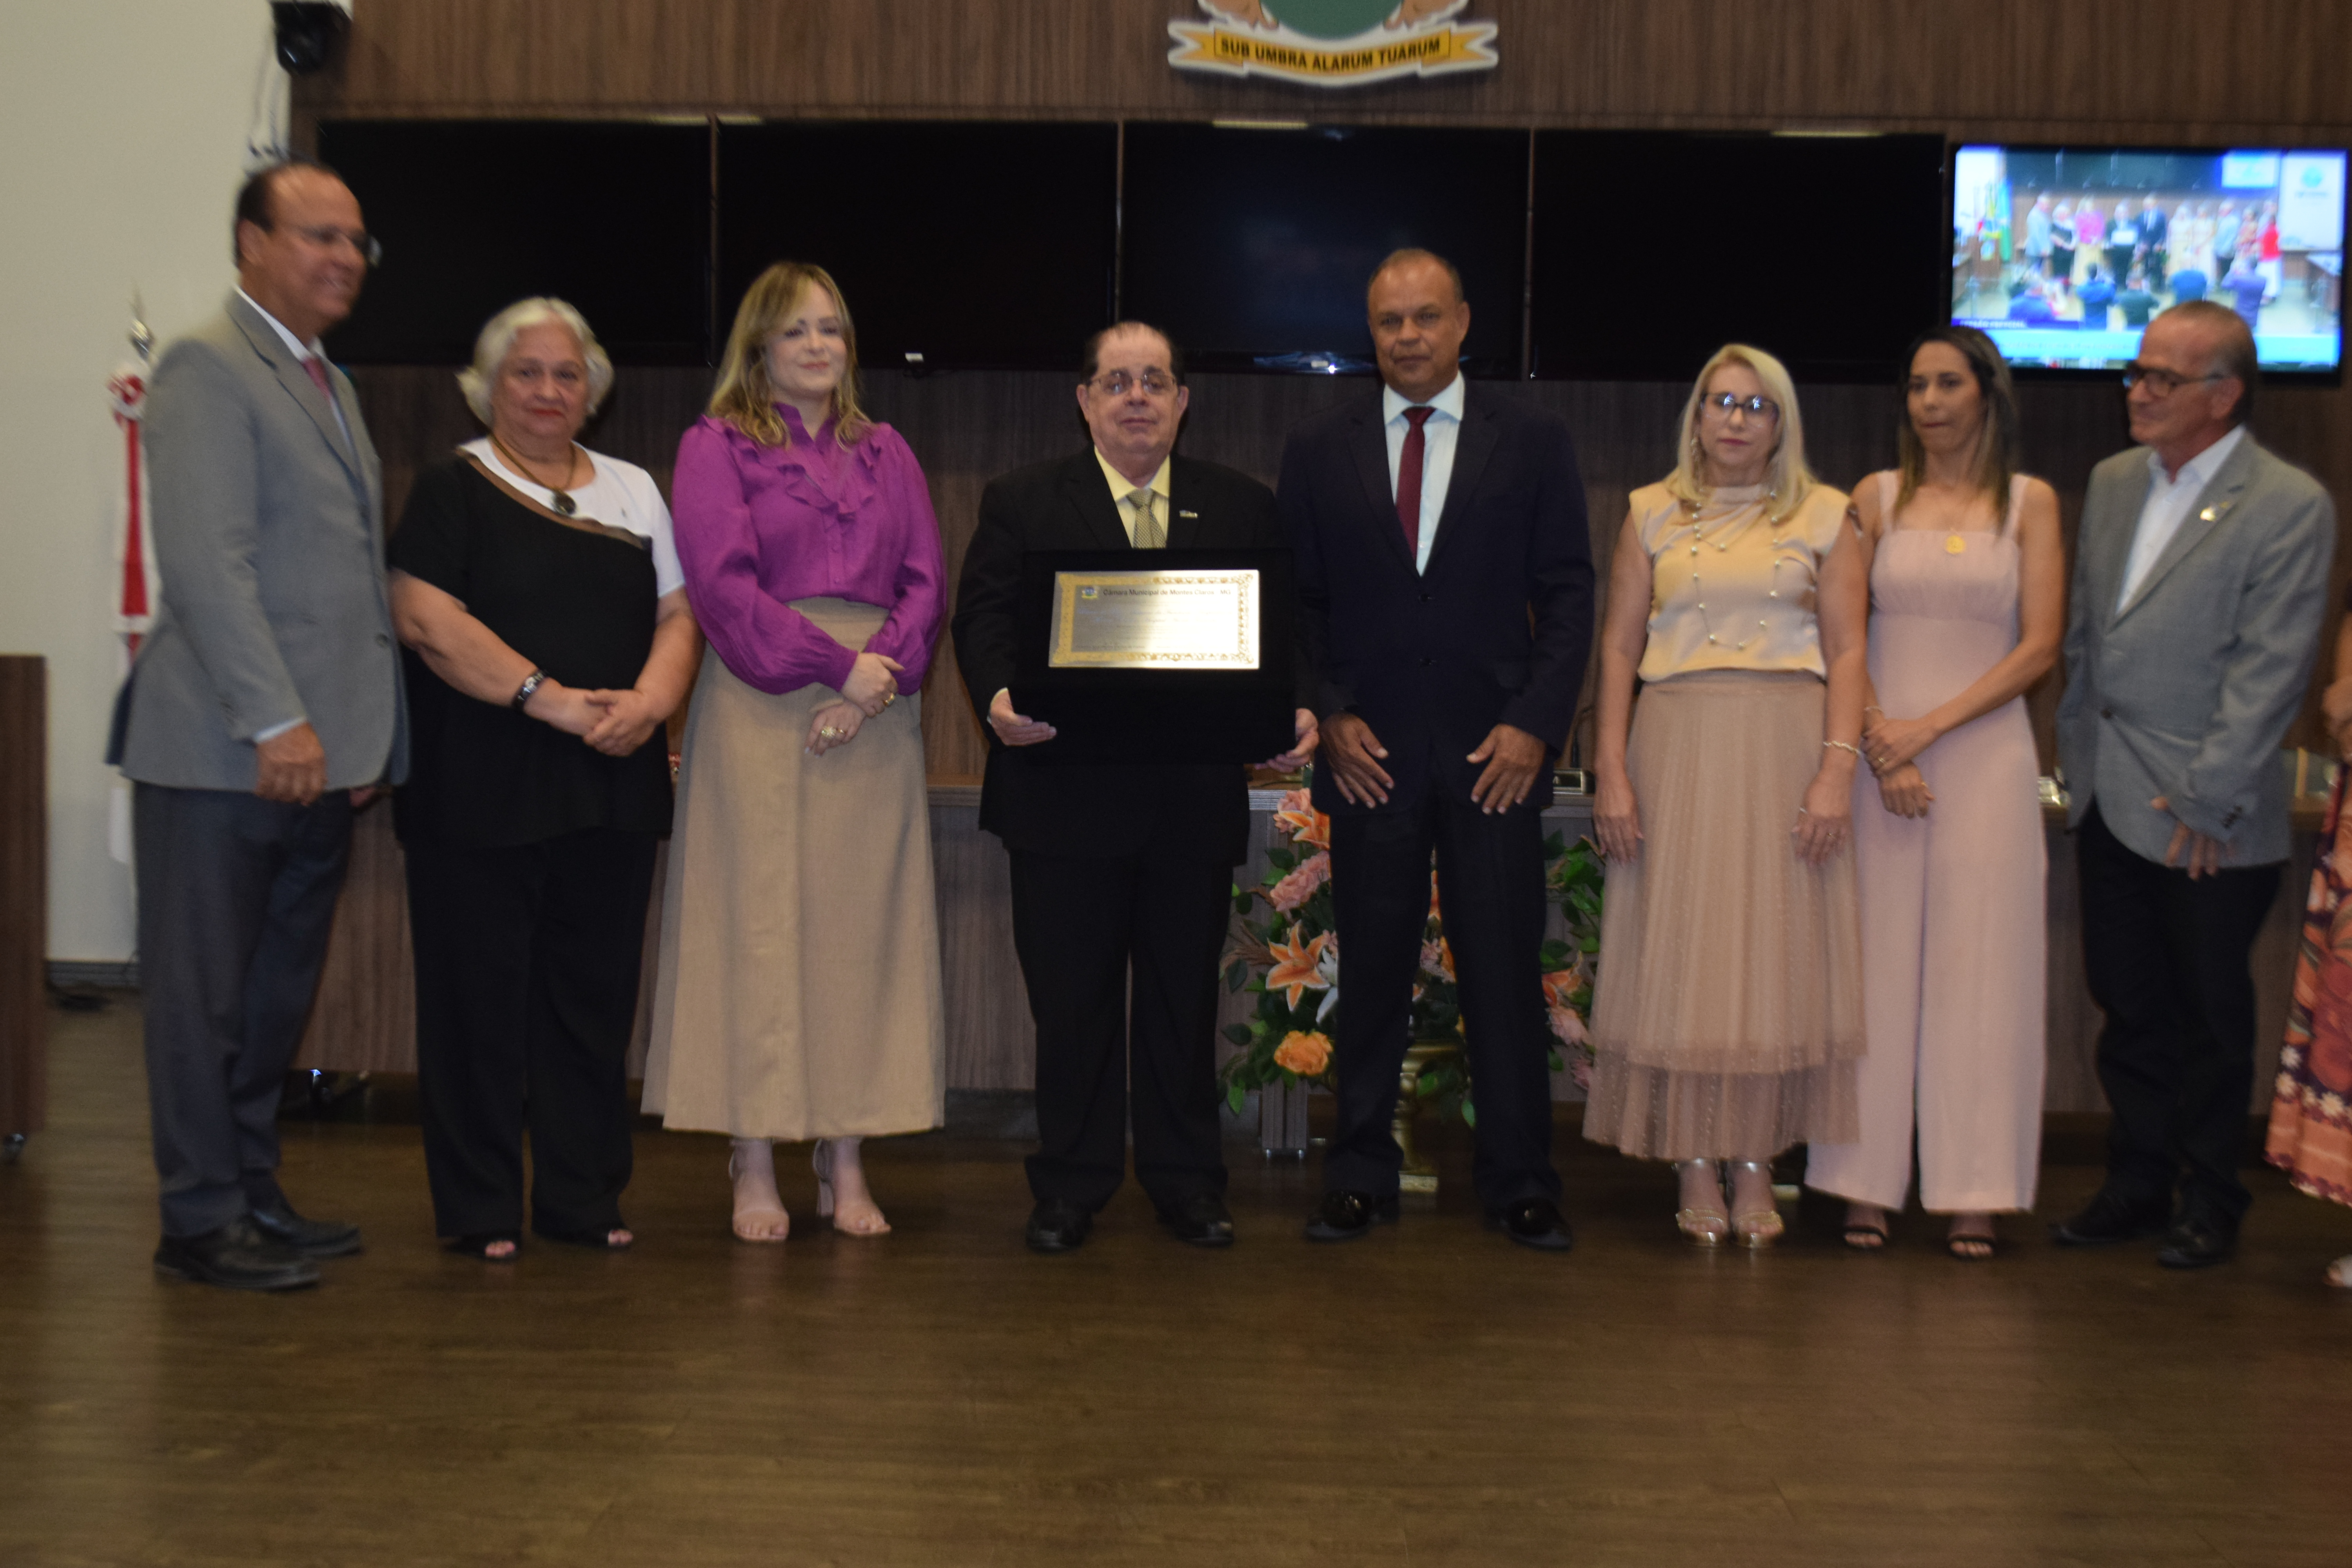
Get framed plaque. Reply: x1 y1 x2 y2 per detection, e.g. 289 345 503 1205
1013 548 1296 765
1048 568 1261 670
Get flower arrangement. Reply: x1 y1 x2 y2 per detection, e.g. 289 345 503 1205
1218 768 1604 1122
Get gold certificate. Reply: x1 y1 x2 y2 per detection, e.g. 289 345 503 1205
1048 569 1261 670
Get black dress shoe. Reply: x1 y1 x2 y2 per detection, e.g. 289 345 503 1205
154 1216 320 1292
1025 1199 1093 1254
2157 1216 2238 1270
1489 1197 1576 1253
1156 1194 1235 1248
1303 1189 1399 1243
2049 1190 2169 1248
249 1201 364 1259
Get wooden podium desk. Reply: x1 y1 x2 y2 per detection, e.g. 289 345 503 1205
1 655 45 1146
295 778 2321 1118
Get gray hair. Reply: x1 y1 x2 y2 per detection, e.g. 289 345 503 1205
2156 299 2260 426
456 297 615 423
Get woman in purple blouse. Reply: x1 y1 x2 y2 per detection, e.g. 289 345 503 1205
640 262 948 1242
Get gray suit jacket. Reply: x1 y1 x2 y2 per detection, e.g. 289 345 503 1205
2056 432 2334 867
108 293 407 791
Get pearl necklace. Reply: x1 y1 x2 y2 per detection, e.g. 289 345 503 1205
1682 490 1790 653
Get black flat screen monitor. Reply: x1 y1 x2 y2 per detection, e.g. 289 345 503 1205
717 121 1117 372
1530 131 1949 382
1951 144 2346 377
1120 122 1530 377
317 119 713 365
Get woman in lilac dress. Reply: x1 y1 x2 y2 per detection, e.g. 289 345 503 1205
641 262 948 1243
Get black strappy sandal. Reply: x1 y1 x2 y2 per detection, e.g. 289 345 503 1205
447 1231 521 1261
1843 1219 1891 1251
1946 1228 1999 1261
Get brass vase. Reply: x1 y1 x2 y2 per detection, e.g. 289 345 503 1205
1394 1041 1462 1194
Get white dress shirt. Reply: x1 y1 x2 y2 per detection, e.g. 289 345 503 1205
237 287 352 448
1383 374 1465 575
2116 423 2247 613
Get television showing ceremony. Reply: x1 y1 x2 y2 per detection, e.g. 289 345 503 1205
1954 143 2347 372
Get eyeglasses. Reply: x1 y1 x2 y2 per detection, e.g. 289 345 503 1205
2120 364 2224 396
274 223 383 267
1085 369 1176 398
1698 392 1780 423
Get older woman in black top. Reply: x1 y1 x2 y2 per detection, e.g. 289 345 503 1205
389 298 702 1259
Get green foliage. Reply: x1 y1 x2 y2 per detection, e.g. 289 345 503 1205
1218 766 1606 1124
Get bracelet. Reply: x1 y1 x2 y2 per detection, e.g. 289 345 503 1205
1822 740 1864 760
512 668 548 711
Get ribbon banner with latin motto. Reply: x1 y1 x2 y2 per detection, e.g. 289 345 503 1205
1168 1 1498 88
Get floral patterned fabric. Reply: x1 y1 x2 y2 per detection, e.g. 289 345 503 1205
2267 769 2352 1206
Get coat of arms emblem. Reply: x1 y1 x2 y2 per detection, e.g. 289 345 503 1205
1168 1 1499 87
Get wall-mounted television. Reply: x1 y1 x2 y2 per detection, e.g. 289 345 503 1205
1951 144 2346 377
717 121 1118 372
1530 131 1949 382
1120 122 1530 377
317 120 713 365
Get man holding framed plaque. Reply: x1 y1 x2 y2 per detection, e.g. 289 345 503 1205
953 322 1316 1254
1279 250 1595 1251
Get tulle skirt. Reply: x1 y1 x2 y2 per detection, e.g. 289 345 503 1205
1583 671 1864 1160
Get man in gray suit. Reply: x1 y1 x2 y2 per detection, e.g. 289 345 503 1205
2053 300 2335 1269
108 160 407 1291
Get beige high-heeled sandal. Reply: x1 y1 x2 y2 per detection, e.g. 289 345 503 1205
1729 1161 1784 1250
1674 1160 1729 1247
813 1139 891 1237
728 1141 789 1243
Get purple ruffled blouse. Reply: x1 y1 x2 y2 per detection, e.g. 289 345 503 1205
670 407 946 696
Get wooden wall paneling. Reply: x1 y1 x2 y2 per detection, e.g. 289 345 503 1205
293 799 414 1074
0 657 47 1139
306 0 2352 1120
929 793 1033 1089
308 2 2352 131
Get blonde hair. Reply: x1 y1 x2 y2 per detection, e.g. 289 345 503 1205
708 261 871 448
1664 344 1815 523
456 297 613 424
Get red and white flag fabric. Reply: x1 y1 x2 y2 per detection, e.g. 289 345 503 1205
107 361 158 657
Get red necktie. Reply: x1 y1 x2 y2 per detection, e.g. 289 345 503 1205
301 356 333 401
1396 405 1434 557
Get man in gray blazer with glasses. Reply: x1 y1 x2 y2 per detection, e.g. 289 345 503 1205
107 160 406 1291
2053 300 2335 1269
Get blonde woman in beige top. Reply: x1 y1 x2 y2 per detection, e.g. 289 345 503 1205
1585 344 1869 1247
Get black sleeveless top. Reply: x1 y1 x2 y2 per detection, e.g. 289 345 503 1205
388 457 671 848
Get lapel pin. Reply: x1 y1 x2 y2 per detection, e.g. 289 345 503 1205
1178 509 1198 519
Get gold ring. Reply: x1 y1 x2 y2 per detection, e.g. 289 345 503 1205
819 726 842 739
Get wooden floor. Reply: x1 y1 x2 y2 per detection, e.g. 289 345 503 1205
6 1000 2352 1568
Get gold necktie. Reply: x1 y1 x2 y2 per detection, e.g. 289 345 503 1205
1127 488 1164 550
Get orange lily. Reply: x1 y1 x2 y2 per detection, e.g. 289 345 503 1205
1266 930 1333 1009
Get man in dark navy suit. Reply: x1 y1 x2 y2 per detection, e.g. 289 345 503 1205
954 322 1316 1255
1277 250 1594 1250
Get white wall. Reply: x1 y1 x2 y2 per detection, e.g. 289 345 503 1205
0 2 282 961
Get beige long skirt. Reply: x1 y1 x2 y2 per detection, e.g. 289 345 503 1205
1583 671 1864 1160
640 597 946 1140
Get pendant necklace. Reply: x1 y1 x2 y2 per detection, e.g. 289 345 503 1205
1683 490 1785 652
491 434 582 516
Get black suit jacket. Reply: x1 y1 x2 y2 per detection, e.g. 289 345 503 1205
953 448 1287 864
1277 384 1593 816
